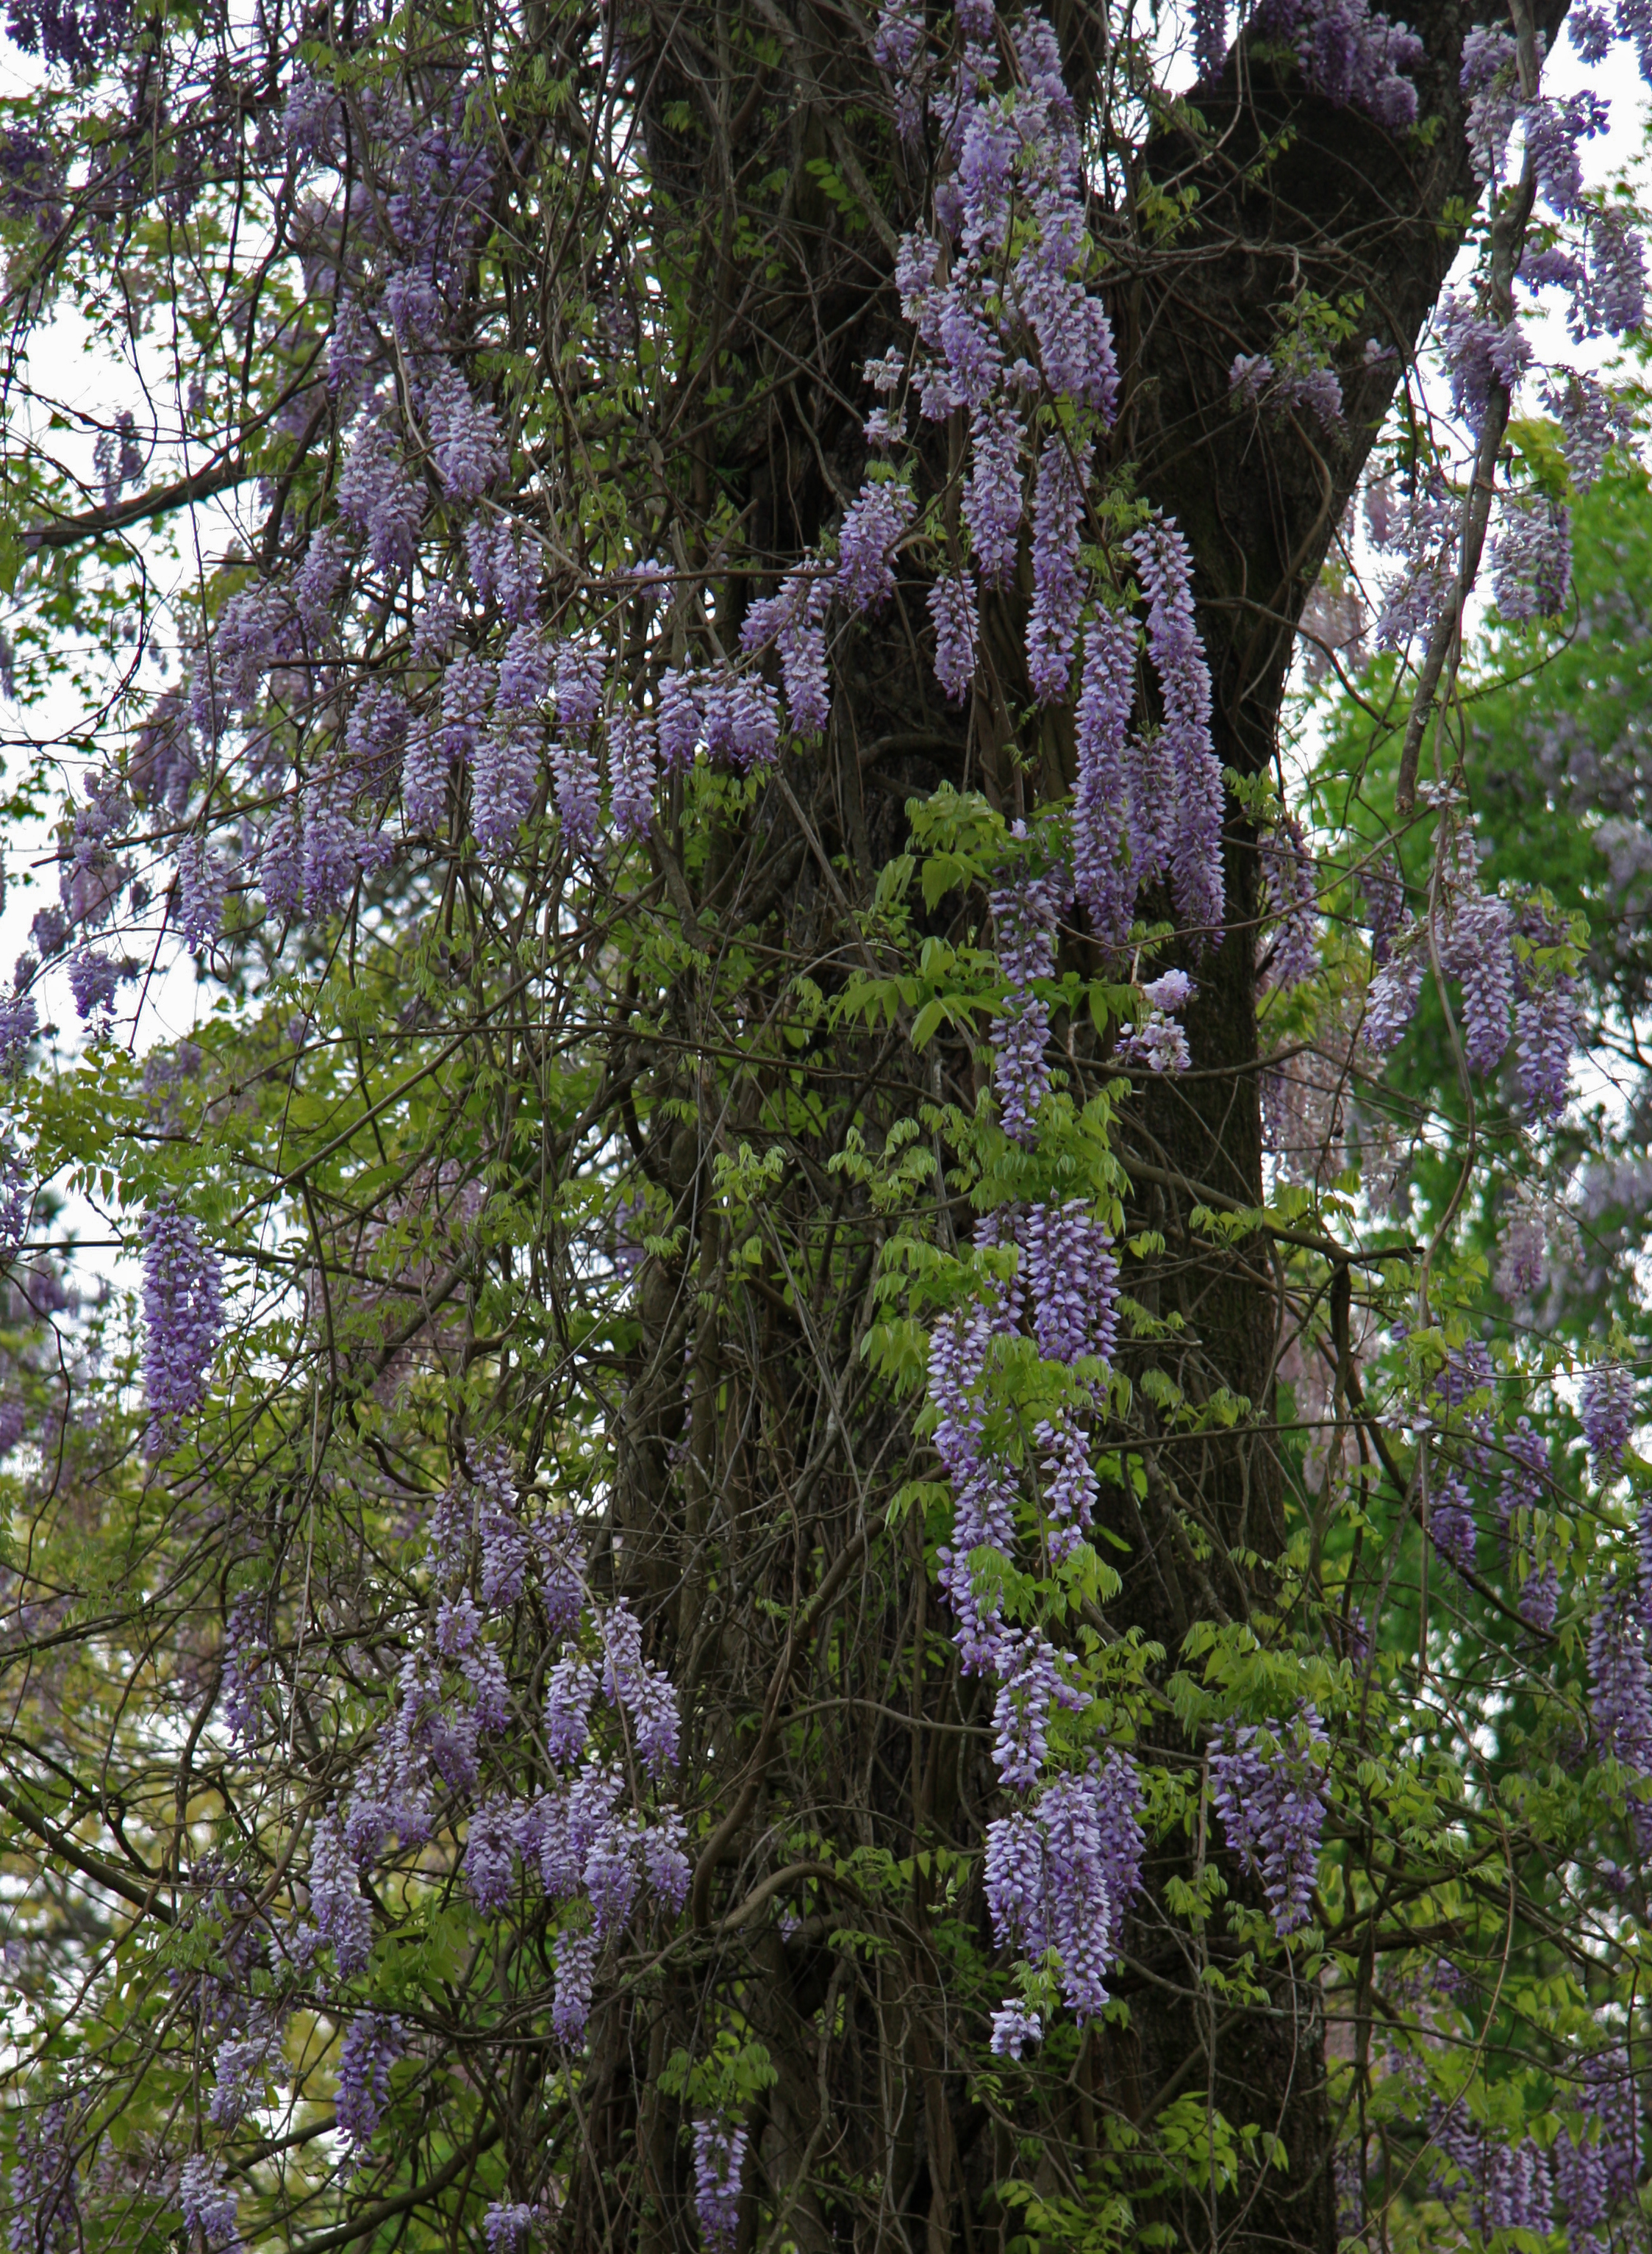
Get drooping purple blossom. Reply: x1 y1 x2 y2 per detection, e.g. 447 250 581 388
1442 879 1514 1076
1026 435 1090 704
336 414 422 579
472 726 540 852
1023 1200 1119 1367
463 1796 522 1912
177 2156 239 2252
990 1628 1081 1790
209 2025 283 2128
307 1810 374 1977
609 706 657 839
1259 817 1319 989
140 1202 224 1450
837 475 913 612
983 1751 1143 2018
335 2013 402 2147
1589 1584 1652 1847
1209 1710 1329 1937
692 2121 748 2253
67 947 124 1022
929 570 979 702
221 1591 267 1747
7 2099 80 2254
987 865 1061 1142
989 2000 1043 2057
964 404 1024 587
1491 495 1573 623
424 362 504 500
1126 517 1225 938
1362 929 1424 1056
1581 1359 1635 1478
1073 608 1137 943
1430 1470 1478 1575
551 1925 598 2045
482 2205 534 2254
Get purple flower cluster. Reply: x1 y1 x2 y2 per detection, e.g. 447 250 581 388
983 1753 1143 2023
221 1592 267 1747
335 2014 402 2148
1259 817 1319 990
987 865 1061 1142
1581 1358 1635 1479
1027 437 1091 703
1073 609 1137 942
1441 867 1514 1077
1250 0 1423 128
7 2100 79 2254
140 1202 224 1453
741 570 832 734
1429 1470 1478 1575
1023 1200 1119 1367
837 476 913 612
929 571 979 703
1589 1584 1652 1847
1209 1709 1329 1937
178 2155 239 2252
692 2120 747 2252
1491 495 1573 624
1126 518 1225 938
608 706 657 840
482 2205 534 2254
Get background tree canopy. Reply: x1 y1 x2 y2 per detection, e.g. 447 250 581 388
0 0 1649 2248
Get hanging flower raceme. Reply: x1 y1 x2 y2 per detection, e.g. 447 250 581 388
139 1201 224 1454
1209 1710 1330 1937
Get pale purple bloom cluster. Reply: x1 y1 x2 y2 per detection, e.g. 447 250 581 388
309 1448 691 2045
335 2014 402 2147
482 2204 534 2254
1027 436 1090 702
1429 1470 1477 1575
1209 1709 1329 1937
1259 817 1319 990
1116 969 1195 1074
925 1205 1140 2049
837 476 913 612
1490 495 1573 624
1126 518 1225 937
929 571 979 702
692 2119 747 2252
0 1142 29 1257
305 1810 374 1977
987 866 1060 1142
990 2000 1044 2058
1515 906 1581 1123
7 2100 79 2254
1581 1359 1635 1478
1023 1200 1119 1366
140 1202 224 1452
1249 0 1423 129
1362 931 1423 1057
221 1592 267 1747
1589 1583 1652 1847
67 947 124 1023
741 570 832 734
178 2155 239 2251
983 1753 1143 2022
208 2025 284 2129
608 706 657 840
1429 2107 1553 2238
1442 871 1514 1078
1073 609 1137 942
